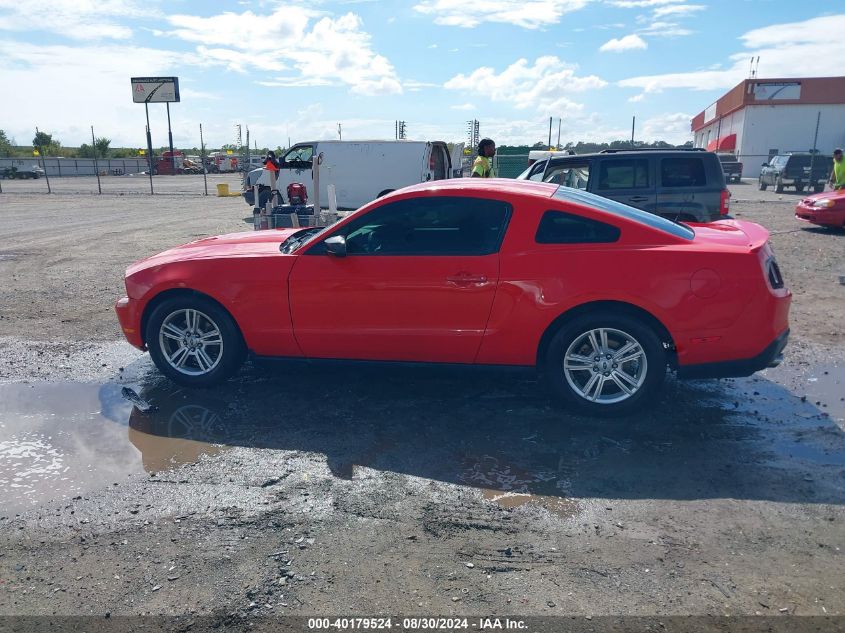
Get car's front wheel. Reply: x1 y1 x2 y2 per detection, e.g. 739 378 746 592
758 178 767 191
146 296 246 387
544 312 667 416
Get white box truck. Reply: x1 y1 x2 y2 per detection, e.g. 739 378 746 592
243 140 458 211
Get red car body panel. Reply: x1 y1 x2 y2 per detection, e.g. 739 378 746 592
116 180 790 375
795 190 845 228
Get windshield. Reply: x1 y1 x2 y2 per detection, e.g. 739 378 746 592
553 186 694 240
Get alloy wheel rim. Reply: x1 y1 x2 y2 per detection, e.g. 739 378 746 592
562 327 647 404
159 309 224 376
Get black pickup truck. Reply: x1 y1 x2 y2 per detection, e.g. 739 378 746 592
758 153 829 193
717 154 743 183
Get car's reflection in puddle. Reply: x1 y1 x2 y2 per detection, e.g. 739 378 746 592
1 359 842 516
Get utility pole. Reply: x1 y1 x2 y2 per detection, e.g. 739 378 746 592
199 123 208 196
631 116 636 148
466 119 479 155
166 102 175 175
91 125 101 194
548 117 553 150
35 125 52 194
808 111 821 188
557 118 562 150
338 123 342 140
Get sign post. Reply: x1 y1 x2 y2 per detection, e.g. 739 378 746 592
131 76 181 193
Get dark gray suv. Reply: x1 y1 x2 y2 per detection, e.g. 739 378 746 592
517 149 730 222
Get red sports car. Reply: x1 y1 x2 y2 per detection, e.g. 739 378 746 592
795 190 845 229
116 180 790 416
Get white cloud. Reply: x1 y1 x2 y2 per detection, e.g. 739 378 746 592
165 8 401 96
413 0 590 29
0 41 183 145
620 15 845 94
0 0 156 40
638 112 693 143
403 80 439 91
444 56 607 114
637 20 692 37
599 34 647 52
180 89 223 101
653 3 705 17
451 103 476 111
607 0 679 7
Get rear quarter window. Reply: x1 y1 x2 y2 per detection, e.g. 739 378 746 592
661 157 706 188
536 210 621 244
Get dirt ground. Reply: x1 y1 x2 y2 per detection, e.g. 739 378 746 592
0 177 843 631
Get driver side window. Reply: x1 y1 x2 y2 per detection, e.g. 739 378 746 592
313 197 511 256
283 145 314 168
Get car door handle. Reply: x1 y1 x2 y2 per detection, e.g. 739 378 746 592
446 274 488 285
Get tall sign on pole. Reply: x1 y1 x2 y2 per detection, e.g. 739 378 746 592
131 77 180 192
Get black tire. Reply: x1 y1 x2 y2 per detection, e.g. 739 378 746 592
145 295 246 387
813 184 824 193
758 179 767 191
775 179 784 193
796 184 805 193
543 311 666 417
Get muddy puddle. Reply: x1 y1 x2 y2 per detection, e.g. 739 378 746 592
2 357 844 516
0 382 222 515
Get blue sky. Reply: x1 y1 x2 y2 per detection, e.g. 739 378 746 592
0 1 841 149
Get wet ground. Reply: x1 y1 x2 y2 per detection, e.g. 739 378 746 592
1 356 844 518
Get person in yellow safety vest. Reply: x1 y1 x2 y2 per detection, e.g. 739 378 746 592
830 148 845 191
471 138 496 178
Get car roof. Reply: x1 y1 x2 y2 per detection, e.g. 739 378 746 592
398 178 559 198
546 150 714 160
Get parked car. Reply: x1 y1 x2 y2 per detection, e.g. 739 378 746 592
517 149 730 222
1 165 45 179
758 153 829 193
116 180 790 416
243 140 455 211
717 153 743 183
794 189 845 229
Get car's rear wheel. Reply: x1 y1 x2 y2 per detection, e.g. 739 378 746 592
813 184 824 193
146 296 246 387
775 179 784 193
796 184 805 193
544 312 666 417
758 179 767 191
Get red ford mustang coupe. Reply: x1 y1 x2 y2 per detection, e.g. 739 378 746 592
116 180 790 416
795 190 845 229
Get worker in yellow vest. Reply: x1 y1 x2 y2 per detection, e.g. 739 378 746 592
830 148 845 191
471 139 496 178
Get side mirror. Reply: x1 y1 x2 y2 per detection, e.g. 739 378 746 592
324 235 347 258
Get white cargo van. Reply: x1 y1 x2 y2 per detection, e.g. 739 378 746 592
243 140 456 210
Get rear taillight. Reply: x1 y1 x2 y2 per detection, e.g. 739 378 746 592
767 258 784 289
720 189 731 215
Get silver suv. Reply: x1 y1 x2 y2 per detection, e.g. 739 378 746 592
517 149 730 222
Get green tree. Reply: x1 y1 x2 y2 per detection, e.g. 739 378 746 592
94 137 111 158
32 131 52 148
0 129 14 157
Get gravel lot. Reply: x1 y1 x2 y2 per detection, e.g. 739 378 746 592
0 177 843 630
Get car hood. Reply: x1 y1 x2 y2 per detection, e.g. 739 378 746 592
126 228 300 275
800 190 845 205
690 220 769 250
